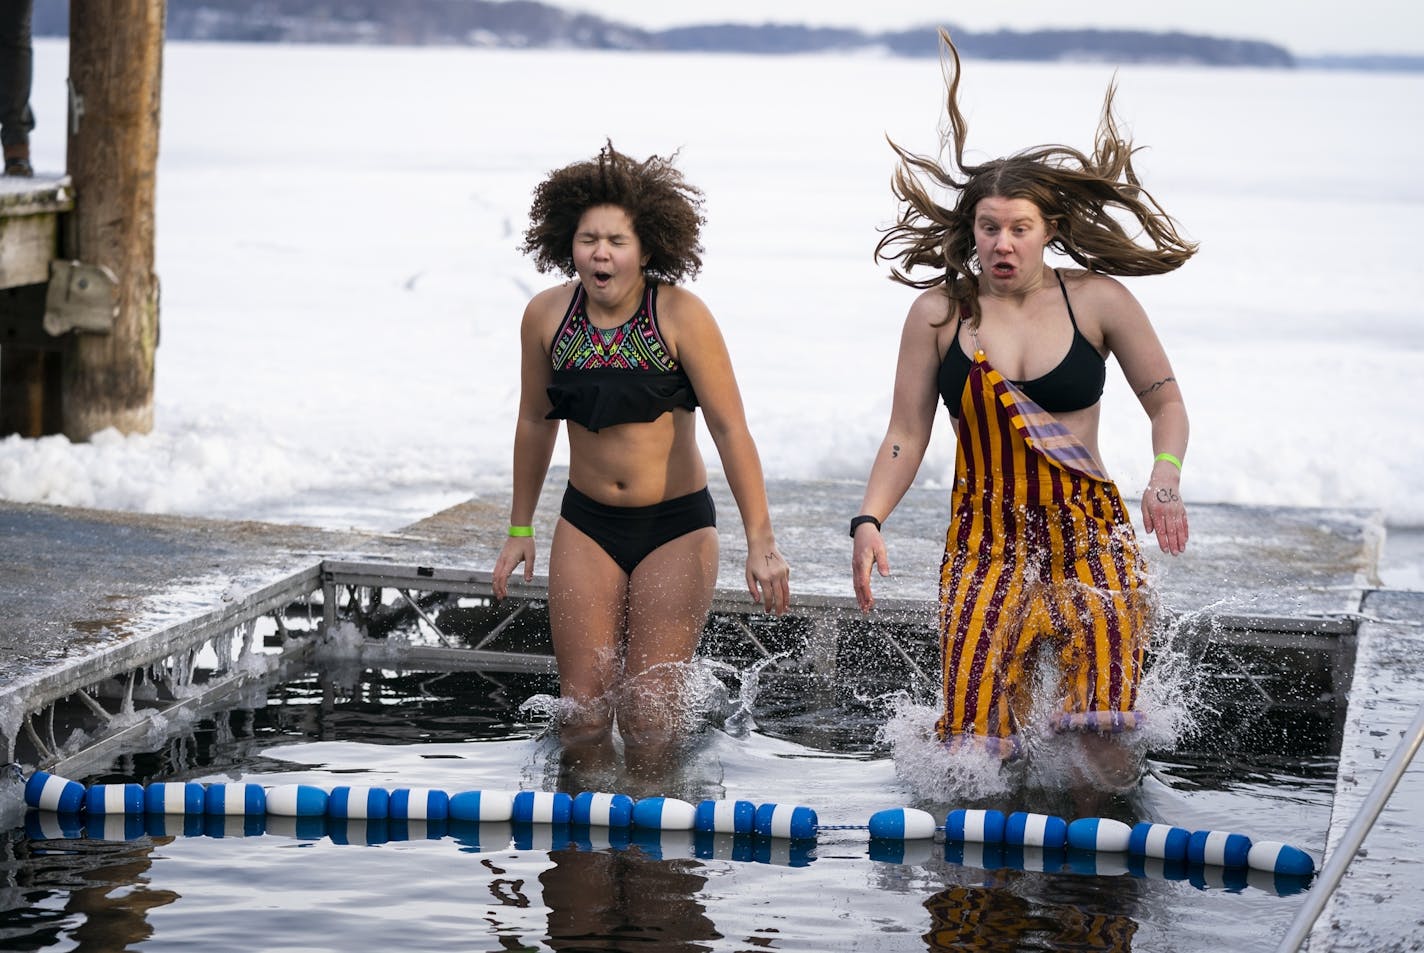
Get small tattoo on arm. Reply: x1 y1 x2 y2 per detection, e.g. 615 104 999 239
892 444 901 458
1135 376 1176 398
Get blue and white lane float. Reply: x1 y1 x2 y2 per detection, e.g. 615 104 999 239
868 807 938 840
867 813 938 866
84 783 145 815
266 784 329 817
1187 829 1252 868
572 792 634 828
204 783 265 816
1129 821 1192 860
1004 811 1069 849
389 787 450 821
24 772 85 814
1066 817 1132 853
449 790 514 822
1245 841 1315 877
512 790 571 824
631 796 696 830
944 808 1007 843
695 798 756 835
16 769 1314 877
146 782 207 815
328 785 389 820
753 802 818 840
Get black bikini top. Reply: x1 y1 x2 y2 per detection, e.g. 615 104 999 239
937 270 1106 417
544 282 699 433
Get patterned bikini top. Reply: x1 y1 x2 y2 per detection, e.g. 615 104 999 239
545 282 698 433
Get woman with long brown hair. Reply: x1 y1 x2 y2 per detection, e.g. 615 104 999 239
852 31 1195 784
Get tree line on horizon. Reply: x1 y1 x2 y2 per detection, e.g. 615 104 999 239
31 0 1305 68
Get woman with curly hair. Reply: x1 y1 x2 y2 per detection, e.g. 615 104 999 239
493 142 790 782
851 32 1195 784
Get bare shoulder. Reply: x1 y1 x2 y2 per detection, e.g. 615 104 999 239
651 284 718 352
1058 269 1149 338
904 287 954 340
1057 268 1136 307
523 281 575 332
653 283 715 326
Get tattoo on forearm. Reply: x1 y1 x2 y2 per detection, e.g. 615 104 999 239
1135 376 1176 398
892 444 900 458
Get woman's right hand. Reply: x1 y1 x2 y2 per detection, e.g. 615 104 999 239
851 524 890 613
492 537 536 601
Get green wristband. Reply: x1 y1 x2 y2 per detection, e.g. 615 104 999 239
1154 452 1183 470
508 525 534 538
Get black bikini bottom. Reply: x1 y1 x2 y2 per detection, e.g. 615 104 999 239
559 482 716 576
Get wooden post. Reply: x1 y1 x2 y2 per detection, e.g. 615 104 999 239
61 0 164 439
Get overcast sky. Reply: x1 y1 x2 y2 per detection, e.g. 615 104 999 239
571 1 1422 56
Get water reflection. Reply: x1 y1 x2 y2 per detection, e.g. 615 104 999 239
541 844 719 952
0 658 1337 951
923 849 1147 952
924 878 1141 951
3 825 178 951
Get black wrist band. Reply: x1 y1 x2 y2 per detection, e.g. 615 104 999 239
849 514 882 538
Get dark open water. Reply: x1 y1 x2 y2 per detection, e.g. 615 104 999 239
0 631 1338 953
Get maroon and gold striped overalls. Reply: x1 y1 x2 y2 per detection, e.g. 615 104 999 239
937 351 1152 758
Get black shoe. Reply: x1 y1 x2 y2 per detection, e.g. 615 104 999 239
3 156 32 177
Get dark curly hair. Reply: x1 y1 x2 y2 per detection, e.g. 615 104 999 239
520 141 706 284
876 30 1198 327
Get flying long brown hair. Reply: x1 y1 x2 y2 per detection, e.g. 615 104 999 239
875 29 1198 326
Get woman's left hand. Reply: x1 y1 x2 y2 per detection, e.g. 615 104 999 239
746 547 791 615
1141 483 1189 555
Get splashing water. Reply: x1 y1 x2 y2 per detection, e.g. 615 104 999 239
1134 607 1212 751
517 690 576 729
877 692 1016 802
875 605 1210 805
700 652 792 737
517 656 747 742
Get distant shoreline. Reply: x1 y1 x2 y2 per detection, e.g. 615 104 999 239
27 0 1422 72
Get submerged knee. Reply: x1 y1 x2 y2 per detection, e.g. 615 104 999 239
617 707 680 752
558 700 615 750
1073 730 1144 792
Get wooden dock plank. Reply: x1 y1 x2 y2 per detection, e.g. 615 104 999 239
0 175 72 290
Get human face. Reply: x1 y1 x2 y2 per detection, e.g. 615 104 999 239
572 204 649 313
972 196 1055 292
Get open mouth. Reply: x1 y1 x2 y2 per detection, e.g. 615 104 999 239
991 262 1015 277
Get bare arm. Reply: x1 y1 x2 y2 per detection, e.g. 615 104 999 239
492 292 562 599
853 292 946 611
669 288 790 615
1097 277 1189 555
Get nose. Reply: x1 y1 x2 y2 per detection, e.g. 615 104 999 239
993 231 1013 252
